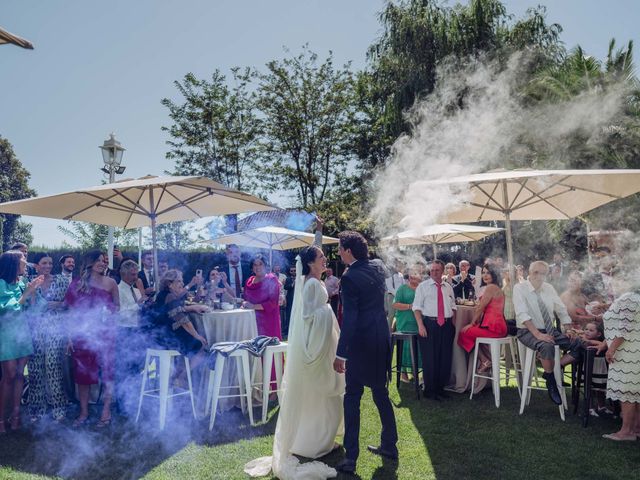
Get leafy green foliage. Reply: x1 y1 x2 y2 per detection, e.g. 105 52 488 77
162 68 261 192
0 135 36 251
355 0 562 170
57 221 139 251
257 46 357 208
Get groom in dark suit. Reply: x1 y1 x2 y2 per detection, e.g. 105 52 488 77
334 231 398 475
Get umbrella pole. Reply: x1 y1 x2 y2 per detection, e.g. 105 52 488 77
149 188 160 288
432 243 437 260
501 180 515 283
151 215 159 288
504 212 515 281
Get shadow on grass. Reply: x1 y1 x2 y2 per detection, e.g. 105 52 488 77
396 382 640 480
0 399 278 480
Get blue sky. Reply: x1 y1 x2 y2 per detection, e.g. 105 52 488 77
1 0 638 247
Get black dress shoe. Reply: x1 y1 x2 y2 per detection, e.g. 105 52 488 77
336 459 356 475
367 445 399 460
437 391 451 399
542 372 563 406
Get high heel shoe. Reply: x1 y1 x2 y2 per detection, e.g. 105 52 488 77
72 416 90 428
95 417 112 429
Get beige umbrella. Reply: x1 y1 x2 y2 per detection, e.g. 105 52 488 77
0 26 34 49
420 168 640 274
209 225 338 265
0 175 277 284
382 223 503 259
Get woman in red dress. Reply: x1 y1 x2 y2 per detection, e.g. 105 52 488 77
458 264 507 372
64 251 119 428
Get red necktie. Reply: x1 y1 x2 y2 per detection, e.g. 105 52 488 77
233 265 241 297
436 282 445 327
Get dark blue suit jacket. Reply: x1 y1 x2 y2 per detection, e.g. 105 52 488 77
337 259 391 387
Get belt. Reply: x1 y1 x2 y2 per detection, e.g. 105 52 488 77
423 316 452 321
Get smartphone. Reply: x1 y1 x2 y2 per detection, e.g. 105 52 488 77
196 269 203 277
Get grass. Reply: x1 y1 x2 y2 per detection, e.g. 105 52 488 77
1 380 639 479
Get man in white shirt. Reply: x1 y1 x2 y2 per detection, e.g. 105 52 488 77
116 259 145 415
513 261 581 405
412 260 457 400
324 267 340 315
385 262 405 329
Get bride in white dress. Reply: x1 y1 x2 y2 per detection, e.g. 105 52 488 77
245 221 345 479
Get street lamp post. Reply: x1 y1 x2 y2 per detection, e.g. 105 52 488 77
99 133 126 269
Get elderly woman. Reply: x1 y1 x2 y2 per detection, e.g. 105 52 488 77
392 268 423 383
602 285 640 441
0 251 43 433
148 270 209 369
64 251 119 428
443 263 457 286
26 252 69 423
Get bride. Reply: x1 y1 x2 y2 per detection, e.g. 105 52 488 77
245 218 345 479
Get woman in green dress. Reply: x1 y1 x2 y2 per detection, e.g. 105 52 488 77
0 250 42 434
392 270 422 382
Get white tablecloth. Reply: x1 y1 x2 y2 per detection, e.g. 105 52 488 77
446 305 489 394
191 308 258 345
191 309 260 411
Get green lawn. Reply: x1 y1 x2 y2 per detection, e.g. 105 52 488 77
1 382 639 480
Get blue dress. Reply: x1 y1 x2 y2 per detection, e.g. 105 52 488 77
0 279 33 361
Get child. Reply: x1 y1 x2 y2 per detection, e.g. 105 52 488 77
561 322 610 415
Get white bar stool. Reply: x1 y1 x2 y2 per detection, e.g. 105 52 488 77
517 341 567 420
470 336 520 407
261 342 288 422
207 348 255 430
135 348 197 430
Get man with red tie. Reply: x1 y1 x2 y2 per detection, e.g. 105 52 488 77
412 259 457 400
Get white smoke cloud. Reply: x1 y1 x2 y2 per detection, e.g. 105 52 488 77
372 51 629 264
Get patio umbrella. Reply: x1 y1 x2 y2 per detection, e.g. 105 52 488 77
381 223 503 259
0 175 277 285
209 225 339 265
0 26 34 49
420 168 640 275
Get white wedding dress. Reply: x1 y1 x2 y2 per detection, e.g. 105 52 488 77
244 256 345 479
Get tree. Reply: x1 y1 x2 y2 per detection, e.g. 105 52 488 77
0 135 36 251
150 221 204 251
356 0 562 169
58 222 138 251
257 46 357 208
161 68 261 192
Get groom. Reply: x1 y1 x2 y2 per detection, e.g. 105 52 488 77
334 231 398 475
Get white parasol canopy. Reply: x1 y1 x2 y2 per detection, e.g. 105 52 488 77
420 168 640 274
209 225 339 265
0 175 277 284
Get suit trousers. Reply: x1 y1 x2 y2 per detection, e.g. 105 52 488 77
343 367 398 462
419 316 455 395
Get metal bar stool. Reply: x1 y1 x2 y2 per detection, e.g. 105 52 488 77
391 332 422 399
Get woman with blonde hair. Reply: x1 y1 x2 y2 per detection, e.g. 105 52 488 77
64 250 119 428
